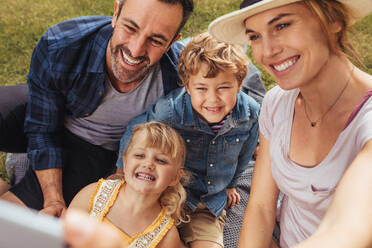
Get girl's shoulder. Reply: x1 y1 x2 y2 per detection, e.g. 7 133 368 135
89 179 125 220
68 181 101 211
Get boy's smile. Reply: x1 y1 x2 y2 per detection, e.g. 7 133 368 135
186 63 242 124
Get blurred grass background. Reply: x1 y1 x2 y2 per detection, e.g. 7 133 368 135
0 0 371 181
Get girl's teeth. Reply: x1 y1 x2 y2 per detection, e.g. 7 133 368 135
136 173 155 181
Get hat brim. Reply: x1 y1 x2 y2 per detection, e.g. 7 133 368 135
209 0 372 45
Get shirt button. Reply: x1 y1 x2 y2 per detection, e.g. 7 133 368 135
207 181 211 185
98 91 103 96
236 138 240 142
186 139 190 143
211 140 216 144
209 163 214 167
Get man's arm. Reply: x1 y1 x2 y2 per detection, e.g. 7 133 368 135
25 36 67 216
36 169 65 217
228 112 259 188
238 133 280 248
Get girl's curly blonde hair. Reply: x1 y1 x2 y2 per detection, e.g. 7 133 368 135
125 121 189 225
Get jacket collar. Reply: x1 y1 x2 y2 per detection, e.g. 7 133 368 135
181 91 252 129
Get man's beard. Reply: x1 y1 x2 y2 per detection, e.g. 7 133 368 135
110 40 151 84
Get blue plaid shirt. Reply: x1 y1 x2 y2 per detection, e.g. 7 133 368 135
24 16 183 170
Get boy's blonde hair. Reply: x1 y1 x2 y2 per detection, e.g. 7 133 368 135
178 32 249 86
124 121 189 225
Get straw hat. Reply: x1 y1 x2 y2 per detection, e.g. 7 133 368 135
208 0 372 45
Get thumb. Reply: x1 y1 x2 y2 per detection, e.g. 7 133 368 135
63 210 123 248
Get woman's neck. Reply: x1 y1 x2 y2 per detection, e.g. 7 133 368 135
299 55 354 115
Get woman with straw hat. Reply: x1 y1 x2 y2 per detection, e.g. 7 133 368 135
209 0 372 247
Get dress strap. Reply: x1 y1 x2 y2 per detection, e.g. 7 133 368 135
344 89 372 129
89 178 125 221
128 207 174 248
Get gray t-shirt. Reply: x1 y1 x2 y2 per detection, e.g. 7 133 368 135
259 86 372 247
65 63 163 151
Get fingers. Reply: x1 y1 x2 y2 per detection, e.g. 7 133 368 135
227 194 233 208
229 193 237 208
226 189 241 208
40 201 66 217
63 210 123 248
236 192 241 205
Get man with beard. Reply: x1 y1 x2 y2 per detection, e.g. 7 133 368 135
0 0 265 221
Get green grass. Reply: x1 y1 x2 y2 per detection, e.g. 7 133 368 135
0 1 372 176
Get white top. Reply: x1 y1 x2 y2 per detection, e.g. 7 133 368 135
259 86 372 247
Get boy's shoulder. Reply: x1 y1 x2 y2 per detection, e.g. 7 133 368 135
236 91 260 117
149 87 187 122
157 87 187 111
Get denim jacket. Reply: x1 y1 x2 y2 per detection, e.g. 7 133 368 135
25 16 183 170
117 87 260 217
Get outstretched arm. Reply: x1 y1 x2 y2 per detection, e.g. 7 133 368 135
238 133 280 248
295 140 372 248
64 209 125 248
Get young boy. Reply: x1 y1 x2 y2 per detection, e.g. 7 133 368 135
116 32 259 247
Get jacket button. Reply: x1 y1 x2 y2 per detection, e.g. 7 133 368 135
186 139 190 143
98 91 103 96
211 140 216 144
85 113 90 117
236 138 240 142
207 181 211 185
209 163 214 167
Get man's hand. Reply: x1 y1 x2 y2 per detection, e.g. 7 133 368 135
226 187 241 208
35 168 66 217
40 200 66 217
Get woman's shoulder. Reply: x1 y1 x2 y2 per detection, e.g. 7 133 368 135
265 85 297 102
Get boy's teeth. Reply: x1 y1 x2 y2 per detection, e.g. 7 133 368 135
206 107 219 111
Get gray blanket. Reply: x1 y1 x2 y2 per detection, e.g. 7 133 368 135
223 163 254 248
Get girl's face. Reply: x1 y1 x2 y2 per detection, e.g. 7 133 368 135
123 130 181 195
244 3 338 90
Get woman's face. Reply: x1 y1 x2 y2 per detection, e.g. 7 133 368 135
244 3 336 90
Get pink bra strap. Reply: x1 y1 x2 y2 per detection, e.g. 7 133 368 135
344 89 372 129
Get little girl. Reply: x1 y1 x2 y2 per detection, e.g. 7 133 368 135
68 121 188 248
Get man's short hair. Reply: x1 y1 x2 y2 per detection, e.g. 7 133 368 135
117 0 194 41
178 32 250 86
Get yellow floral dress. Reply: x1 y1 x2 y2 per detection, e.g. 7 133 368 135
89 178 174 248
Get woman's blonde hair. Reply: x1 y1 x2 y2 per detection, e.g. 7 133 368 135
178 32 250 86
302 0 362 64
124 121 189 225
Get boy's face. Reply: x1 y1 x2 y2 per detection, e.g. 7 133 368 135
185 63 242 124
